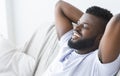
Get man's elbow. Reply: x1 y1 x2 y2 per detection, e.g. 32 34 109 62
55 0 63 8
112 13 120 23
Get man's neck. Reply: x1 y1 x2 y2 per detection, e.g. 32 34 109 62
75 47 97 54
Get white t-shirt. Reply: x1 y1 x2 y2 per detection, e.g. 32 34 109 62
0 35 35 76
42 30 120 76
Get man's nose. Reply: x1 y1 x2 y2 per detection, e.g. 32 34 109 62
74 25 82 31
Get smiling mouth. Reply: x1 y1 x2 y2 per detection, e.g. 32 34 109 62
72 31 81 40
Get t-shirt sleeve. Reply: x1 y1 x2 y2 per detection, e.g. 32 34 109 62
56 30 73 61
59 30 73 48
95 51 120 76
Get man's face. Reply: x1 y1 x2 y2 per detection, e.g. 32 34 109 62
68 13 103 50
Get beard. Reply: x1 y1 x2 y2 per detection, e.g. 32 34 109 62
68 36 96 50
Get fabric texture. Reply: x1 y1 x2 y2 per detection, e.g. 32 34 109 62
21 24 60 76
0 35 35 76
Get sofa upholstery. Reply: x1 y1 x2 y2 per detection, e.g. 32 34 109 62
22 23 59 76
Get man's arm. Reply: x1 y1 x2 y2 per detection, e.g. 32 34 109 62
55 1 83 40
99 14 120 63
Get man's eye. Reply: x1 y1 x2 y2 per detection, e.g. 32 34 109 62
83 24 89 29
77 20 80 25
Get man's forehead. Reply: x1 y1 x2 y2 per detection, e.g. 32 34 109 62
79 13 97 21
78 13 102 25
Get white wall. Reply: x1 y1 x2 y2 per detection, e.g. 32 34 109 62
0 0 8 38
8 0 120 46
11 0 58 46
6 0 16 44
66 0 120 14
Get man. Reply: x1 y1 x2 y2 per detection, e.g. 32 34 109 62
42 1 120 76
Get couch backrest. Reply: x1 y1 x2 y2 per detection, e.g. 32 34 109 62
34 25 60 76
22 24 60 76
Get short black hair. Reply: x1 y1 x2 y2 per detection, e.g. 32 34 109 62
86 6 113 24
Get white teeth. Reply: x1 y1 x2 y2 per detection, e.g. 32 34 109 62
73 32 80 37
